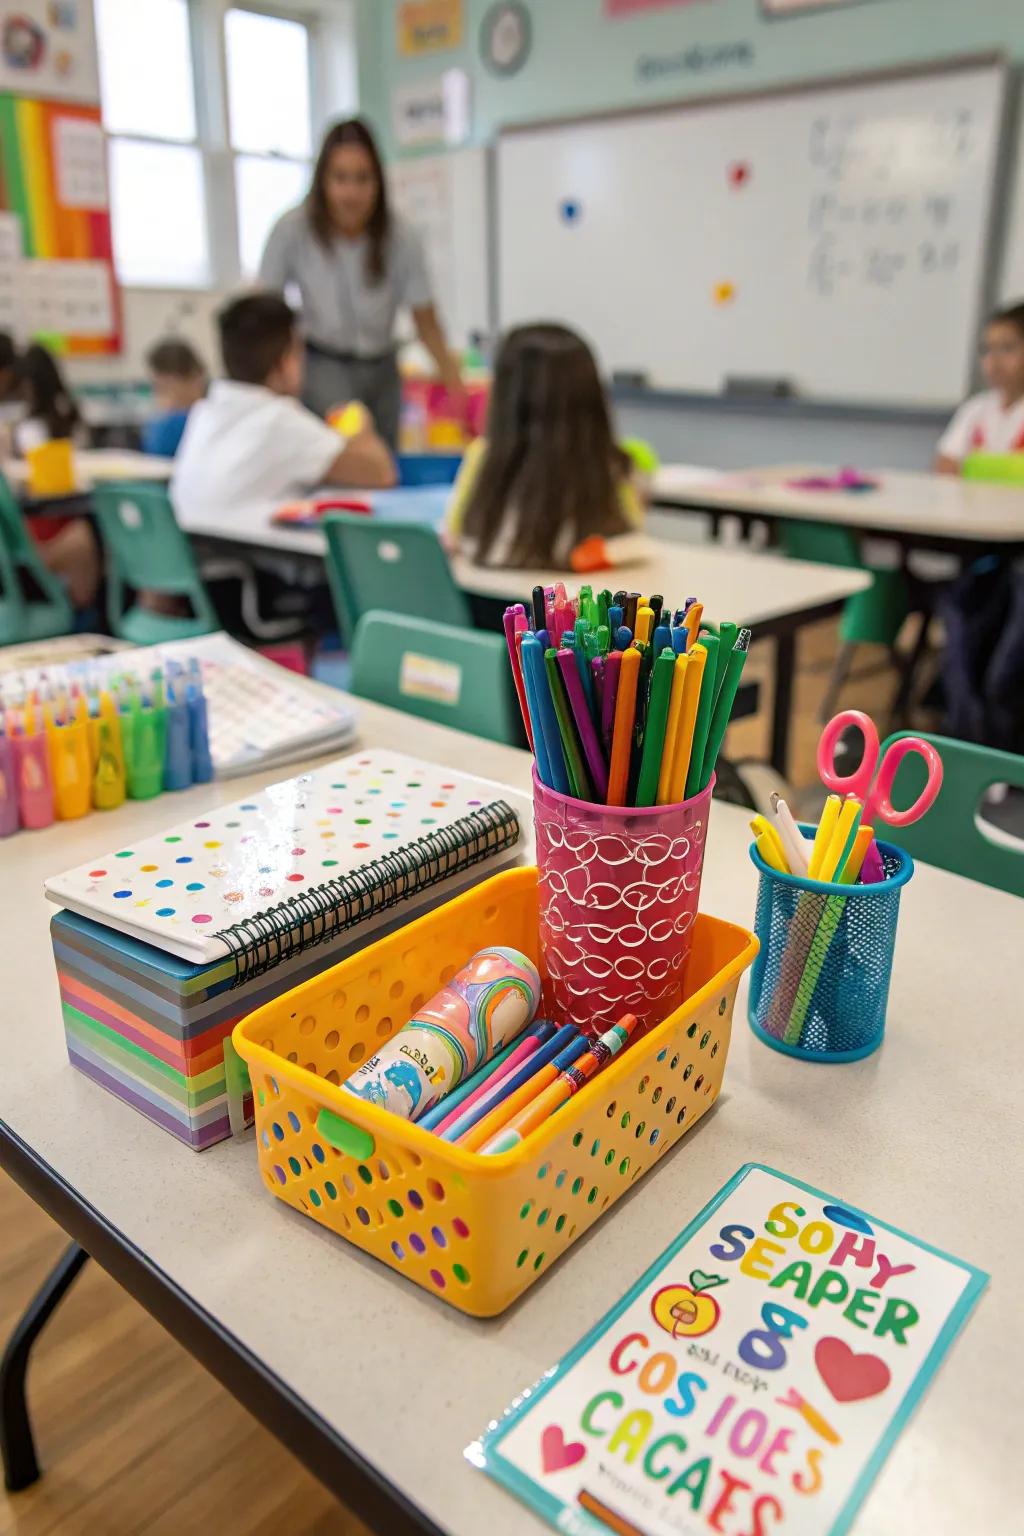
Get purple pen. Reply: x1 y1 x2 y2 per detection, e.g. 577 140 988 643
590 655 605 720
601 650 622 754
555 647 609 800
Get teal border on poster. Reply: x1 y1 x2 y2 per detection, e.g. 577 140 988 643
471 1162 989 1536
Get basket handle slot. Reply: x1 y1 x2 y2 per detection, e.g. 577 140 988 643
316 1107 376 1160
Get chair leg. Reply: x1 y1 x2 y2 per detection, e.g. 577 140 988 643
1 1243 89 1492
888 612 932 731
819 641 856 722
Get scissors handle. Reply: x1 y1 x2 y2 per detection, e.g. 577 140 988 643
865 735 943 827
816 710 880 801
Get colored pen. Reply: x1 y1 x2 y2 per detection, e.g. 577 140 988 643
503 604 534 750
635 605 654 647
683 601 704 648
613 624 632 651
0 724 18 836
684 640 718 800
556 647 609 801
608 604 623 633
624 593 639 633
751 817 789 874
668 645 706 802
600 649 622 755
531 585 545 631
699 627 751 791
606 645 641 805
653 623 672 658
635 648 675 807
657 652 689 805
770 792 810 876
545 647 591 800
522 635 568 794
424 1020 558 1133
819 798 862 882
480 1014 640 1155
448 1023 579 1144
458 1031 589 1152
808 794 841 879
518 633 553 789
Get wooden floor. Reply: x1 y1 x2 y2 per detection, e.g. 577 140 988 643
0 615 906 1536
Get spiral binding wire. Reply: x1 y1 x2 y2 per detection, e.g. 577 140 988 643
219 800 520 988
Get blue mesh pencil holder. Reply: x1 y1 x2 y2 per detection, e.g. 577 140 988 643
747 829 913 1062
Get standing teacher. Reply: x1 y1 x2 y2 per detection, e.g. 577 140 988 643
259 117 463 448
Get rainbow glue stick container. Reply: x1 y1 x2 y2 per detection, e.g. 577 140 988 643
341 945 540 1121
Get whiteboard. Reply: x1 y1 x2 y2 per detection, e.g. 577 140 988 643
497 62 1008 406
391 147 491 348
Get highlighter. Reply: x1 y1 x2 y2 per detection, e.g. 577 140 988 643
13 729 54 830
93 695 126 810
45 705 91 820
163 681 193 791
187 660 213 782
127 693 166 799
0 724 18 835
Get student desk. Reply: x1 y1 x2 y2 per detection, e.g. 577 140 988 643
653 464 1024 555
0 697 1018 1535
183 496 869 779
4 449 174 493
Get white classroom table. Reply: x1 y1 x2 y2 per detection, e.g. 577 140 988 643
0 694 1019 1534
653 463 1024 549
184 501 869 778
4 448 174 493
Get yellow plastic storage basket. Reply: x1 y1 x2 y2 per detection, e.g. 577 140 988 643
233 868 757 1317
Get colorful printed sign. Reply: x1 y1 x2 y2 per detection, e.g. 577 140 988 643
397 0 463 55
0 0 99 104
475 1165 986 1536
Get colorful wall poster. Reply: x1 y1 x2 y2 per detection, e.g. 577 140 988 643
0 1 99 105
397 0 463 56
474 1165 986 1536
0 94 119 352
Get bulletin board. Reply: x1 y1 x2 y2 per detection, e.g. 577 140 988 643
0 93 119 353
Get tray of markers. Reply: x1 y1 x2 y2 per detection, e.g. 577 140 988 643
233 867 757 1317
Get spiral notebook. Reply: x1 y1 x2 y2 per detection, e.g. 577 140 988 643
46 750 526 1149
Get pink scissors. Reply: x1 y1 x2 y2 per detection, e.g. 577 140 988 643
817 711 942 878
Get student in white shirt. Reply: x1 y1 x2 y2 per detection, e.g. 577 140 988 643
172 291 395 529
936 301 1024 472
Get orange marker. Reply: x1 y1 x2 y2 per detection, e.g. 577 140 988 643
683 602 704 649
656 652 689 805
606 646 641 805
667 645 707 801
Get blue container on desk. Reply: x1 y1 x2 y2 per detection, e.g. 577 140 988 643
397 452 462 487
747 827 913 1063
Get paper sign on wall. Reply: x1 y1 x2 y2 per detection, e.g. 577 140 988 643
393 68 470 148
397 0 462 55
473 1165 986 1536
53 115 106 209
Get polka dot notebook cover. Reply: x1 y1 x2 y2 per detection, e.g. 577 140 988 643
44 750 526 967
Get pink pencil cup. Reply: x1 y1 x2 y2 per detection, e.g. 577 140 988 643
533 769 714 1035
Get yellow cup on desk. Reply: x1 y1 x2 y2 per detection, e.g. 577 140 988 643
26 438 76 497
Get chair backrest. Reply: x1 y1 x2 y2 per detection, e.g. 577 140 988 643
350 610 521 745
0 472 73 642
91 481 217 635
323 513 471 642
778 517 860 568
881 730 1024 897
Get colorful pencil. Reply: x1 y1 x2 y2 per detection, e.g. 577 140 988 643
606 645 641 805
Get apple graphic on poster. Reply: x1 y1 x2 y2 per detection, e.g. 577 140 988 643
651 1269 728 1339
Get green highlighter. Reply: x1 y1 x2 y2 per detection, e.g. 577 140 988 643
685 637 719 800
699 628 751 792
635 649 676 807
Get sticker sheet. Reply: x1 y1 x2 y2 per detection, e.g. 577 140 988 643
474 1165 986 1536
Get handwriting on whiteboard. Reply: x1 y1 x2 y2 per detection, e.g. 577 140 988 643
806 108 976 298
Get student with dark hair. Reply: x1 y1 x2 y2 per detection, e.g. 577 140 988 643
936 301 1024 471
171 291 395 527
143 337 207 456
442 323 646 569
258 116 462 444
0 330 18 401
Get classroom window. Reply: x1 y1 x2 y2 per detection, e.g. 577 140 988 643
108 140 210 288
225 7 313 277
96 0 208 287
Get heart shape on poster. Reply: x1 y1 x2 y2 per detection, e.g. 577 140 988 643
540 1424 587 1474
815 1337 891 1402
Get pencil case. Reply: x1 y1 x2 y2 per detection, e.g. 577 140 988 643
534 771 714 1037
233 867 757 1317
747 830 913 1062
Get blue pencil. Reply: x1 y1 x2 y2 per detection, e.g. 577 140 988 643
519 637 553 788
416 1025 555 1131
443 1023 581 1143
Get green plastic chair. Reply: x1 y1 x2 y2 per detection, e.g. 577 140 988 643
0 473 73 643
91 481 218 643
882 730 1024 897
350 610 520 745
323 513 471 643
779 519 909 720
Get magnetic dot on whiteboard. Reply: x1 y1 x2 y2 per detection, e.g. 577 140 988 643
559 199 582 224
713 281 736 306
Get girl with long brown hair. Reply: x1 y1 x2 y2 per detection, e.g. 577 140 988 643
443 323 645 569
259 117 462 447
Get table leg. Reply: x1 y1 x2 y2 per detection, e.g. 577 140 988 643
771 630 796 779
1 1242 89 1491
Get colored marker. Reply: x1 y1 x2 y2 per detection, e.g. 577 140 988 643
606 645 641 805
635 648 675 807
458 1031 589 1152
556 647 609 801
447 1023 580 1143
